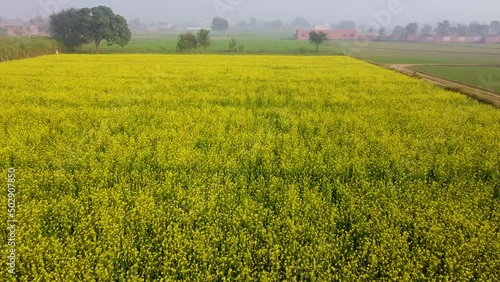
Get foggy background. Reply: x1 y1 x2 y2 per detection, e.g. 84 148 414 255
1 0 499 26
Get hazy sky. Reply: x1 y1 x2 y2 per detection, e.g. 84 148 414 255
1 0 499 25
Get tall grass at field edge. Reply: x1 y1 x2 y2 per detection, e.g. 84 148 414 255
0 36 62 62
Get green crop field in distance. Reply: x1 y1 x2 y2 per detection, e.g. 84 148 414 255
333 41 500 64
412 65 500 93
80 33 500 65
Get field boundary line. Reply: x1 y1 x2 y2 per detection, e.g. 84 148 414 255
387 63 500 108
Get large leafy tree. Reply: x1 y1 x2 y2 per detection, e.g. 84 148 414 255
212 17 229 34
49 8 91 50
176 32 198 52
309 31 328 52
434 20 451 36
197 29 211 50
491 21 500 35
420 24 433 36
392 25 405 41
49 6 131 53
404 22 419 39
88 6 131 53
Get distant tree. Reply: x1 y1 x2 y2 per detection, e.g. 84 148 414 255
449 26 458 36
177 32 198 52
29 15 50 33
129 18 142 28
420 24 433 36
87 6 131 53
249 17 258 28
237 20 249 29
291 17 310 28
229 38 237 52
490 21 500 35
435 20 450 36
456 24 468 36
49 8 92 50
392 25 405 41
377 27 386 39
0 27 6 35
212 17 229 34
197 29 211 50
404 22 419 39
468 22 489 36
309 31 328 52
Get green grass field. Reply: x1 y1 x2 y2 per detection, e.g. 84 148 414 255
337 41 500 65
81 33 500 65
412 65 500 93
80 36 334 55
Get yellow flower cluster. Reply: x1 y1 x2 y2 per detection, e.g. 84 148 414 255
0 54 499 281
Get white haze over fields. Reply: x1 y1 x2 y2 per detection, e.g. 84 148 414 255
1 0 499 26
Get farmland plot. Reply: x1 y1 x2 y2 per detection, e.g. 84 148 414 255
0 55 499 281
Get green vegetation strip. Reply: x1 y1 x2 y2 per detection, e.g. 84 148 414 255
412 65 500 93
0 37 61 62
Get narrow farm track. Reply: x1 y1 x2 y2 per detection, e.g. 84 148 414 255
388 64 500 107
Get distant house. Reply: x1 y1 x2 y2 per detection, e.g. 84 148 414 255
144 26 160 32
485 36 500 44
26 25 39 36
2 19 23 26
296 28 358 40
6 26 23 36
432 36 483 43
187 27 212 31
395 35 500 44
0 19 41 36
187 22 212 32
157 23 174 31
314 24 332 31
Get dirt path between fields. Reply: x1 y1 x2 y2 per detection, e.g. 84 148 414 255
387 64 500 107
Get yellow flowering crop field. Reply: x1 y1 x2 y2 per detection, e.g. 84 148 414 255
1 55 499 281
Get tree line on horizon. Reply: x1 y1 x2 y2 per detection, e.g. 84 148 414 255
370 20 500 41
5 10 500 53
128 16 500 37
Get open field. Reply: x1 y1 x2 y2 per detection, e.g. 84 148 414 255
81 36 329 55
1 55 499 281
338 41 500 65
84 33 500 64
411 65 500 93
77 34 500 105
